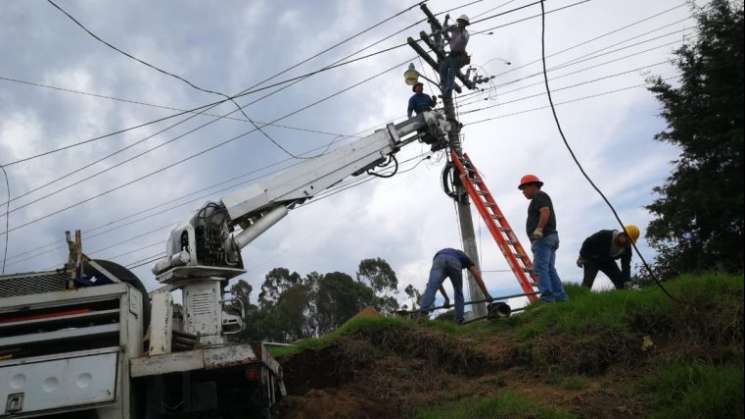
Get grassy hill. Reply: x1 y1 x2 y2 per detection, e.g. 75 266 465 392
273 274 743 419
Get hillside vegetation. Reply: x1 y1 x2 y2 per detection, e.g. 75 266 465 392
274 274 743 419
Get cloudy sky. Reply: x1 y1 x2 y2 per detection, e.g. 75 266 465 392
1 0 697 308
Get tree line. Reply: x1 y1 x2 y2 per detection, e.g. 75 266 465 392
229 258 421 343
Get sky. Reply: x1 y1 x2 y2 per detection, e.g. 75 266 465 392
0 0 697 312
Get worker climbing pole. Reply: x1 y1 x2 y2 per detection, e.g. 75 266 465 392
406 4 493 317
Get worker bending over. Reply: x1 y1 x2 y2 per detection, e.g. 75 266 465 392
439 14 471 96
577 225 641 290
519 175 568 303
407 82 437 118
420 248 493 324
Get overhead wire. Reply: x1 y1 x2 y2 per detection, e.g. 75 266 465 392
462 76 677 126
0 57 415 233
125 152 434 270
2 0 428 169
1 0 588 171
47 0 430 160
458 60 673 114
1 167 8 274
493 1 691 79
537 0 677 300
3 0 507 212
3 121 390 267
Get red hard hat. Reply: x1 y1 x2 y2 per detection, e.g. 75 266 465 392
518 174 544 190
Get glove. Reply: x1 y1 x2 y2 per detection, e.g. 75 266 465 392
576 257 585 268
531 228 544 240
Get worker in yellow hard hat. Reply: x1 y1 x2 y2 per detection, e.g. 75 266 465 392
576 225 641 290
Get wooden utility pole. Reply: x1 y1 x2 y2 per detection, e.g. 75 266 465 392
408 4 487 317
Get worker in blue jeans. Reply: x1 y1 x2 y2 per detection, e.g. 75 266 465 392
519 175 568 303
420 248 493 324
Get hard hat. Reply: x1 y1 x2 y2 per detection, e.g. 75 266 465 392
412 82 424 92
623 225 641 243
457 14 470 25
518 174 543 190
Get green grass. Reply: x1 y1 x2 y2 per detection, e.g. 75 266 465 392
642 362 744 419
270 315 407 358
414 391 576 419
484 273 743 341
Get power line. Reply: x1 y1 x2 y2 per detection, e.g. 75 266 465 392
458 14 694 102
462 76 677 126
537 0 677 301
3 0 497 210
3 122 384 267
472 0 592 35
472 0 520 19
1 167 9 274
458 60 672 114
493 1 691 79
122 152 432 271
2 1 428 169
47 0 431 161
456 41 684 108
0 57 414 234
0 76 354 137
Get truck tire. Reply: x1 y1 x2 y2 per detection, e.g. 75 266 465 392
86 259 151 330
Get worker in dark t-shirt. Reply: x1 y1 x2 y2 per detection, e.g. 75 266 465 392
519 175 568 303
577 225 641 289
420 248 492 324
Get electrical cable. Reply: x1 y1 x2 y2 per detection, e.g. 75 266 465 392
462 76 677 126
458 60 672 114
493 1 691 79
537 0 678 301
120 151 434 268
3 122 386 266
3 0 498 210
0 57 415 233
0 75 351 136
472 0 520 19
48 0 427 160
1 0 585 170
1 167 9 274
2 0 429 169
471 0 592 35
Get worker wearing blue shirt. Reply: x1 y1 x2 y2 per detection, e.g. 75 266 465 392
420 248 493 324
407 82 437 118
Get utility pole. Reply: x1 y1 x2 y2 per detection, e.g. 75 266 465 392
407 4 489 317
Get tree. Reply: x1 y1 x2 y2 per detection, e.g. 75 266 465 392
258 267 302 308
647 0 744 276
356 258 400 312
404 284 422 310
316 272 376 334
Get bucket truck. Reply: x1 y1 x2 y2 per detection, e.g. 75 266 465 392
0 111 452 418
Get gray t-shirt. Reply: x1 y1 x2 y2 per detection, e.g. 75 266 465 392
526 191 557 240
448 27 470 53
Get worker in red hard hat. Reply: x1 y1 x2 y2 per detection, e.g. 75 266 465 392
407 82 437 118
519 175 568 303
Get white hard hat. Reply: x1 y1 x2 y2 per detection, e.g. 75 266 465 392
457 14 470 25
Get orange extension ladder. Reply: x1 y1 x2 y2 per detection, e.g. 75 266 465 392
450 150 541 303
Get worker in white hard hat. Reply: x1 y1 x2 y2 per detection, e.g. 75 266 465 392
439 14 471 96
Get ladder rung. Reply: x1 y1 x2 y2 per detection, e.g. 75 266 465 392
514 253 527 259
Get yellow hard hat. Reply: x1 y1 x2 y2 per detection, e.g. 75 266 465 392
624 225 641 243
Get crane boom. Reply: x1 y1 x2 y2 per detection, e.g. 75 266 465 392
152 111 451 281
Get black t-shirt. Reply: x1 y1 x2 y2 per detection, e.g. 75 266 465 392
526 191 557 239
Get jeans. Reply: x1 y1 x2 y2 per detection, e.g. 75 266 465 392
582 260 627 289
420 254 465 322
438 54 462 96
531 233 568 303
